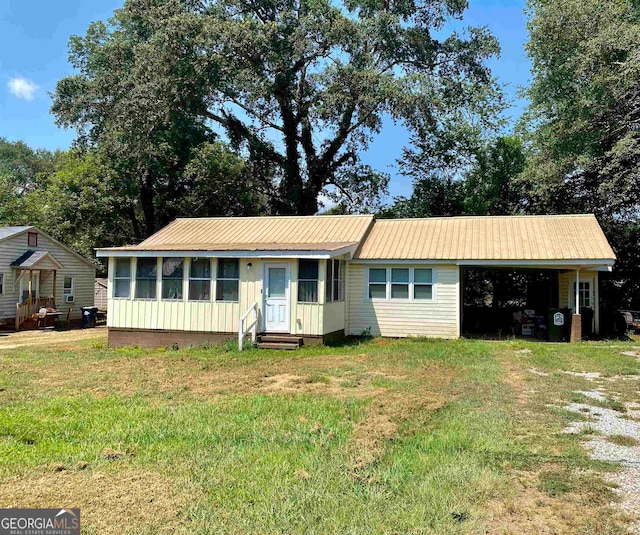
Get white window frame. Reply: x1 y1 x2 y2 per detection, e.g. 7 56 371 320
366 267 437 302
63 275 75 303
113 258 132 299
573 281 592 309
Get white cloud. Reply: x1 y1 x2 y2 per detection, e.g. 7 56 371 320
7 77 39 101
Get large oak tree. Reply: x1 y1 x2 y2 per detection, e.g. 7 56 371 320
53 0 499 221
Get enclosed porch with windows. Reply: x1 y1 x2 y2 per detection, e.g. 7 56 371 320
102 253 349 348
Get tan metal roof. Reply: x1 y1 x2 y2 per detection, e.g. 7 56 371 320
103 215 374 252
355 215 616 261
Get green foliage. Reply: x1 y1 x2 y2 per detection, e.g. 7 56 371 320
385 135 526 218
524 0 640 307
52 0 500 217
0 138 59 224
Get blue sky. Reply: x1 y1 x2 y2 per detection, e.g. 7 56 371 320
0 0 530 199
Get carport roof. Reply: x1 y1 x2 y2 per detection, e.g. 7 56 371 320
354 214 616 263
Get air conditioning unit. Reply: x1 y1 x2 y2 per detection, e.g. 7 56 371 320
65 295 75 303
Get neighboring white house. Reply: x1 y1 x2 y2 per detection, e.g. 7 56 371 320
95 278 108 309
0 226 96 329
96 214 616 348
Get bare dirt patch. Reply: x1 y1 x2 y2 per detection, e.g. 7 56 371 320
503 361 531 405
485 470 624 534
0 470 185 534
0 327 106 350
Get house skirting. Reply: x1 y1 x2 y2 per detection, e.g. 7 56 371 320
108 328 345 348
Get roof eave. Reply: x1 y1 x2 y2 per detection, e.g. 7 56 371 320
353 258 616 269
96 244 358 259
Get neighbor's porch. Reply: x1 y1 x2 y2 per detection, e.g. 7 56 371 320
11 250 66 330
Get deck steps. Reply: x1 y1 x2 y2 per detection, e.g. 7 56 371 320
256 334 303 350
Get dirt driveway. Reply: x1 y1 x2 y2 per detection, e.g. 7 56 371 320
0 326 107 350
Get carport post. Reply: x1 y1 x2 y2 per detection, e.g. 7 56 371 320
575 269 580 315
570 269 582 343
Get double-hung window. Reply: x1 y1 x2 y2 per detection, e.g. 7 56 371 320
298 260 319 302
189 258 211 301
216 259 239 301
114 258 131 298
326 259 345 302
368 267 435 301
391 268 409 299
162 258 184 300
368 268 387 299
413 268 433 300
136 258 157 299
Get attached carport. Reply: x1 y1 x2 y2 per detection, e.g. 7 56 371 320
459 260 613 341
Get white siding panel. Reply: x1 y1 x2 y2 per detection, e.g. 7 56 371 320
289 259 323 336
347 264 460 338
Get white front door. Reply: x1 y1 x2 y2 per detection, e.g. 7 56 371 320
19 271 40 303
263 263 290 333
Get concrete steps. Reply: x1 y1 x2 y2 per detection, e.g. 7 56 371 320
256 334 303 350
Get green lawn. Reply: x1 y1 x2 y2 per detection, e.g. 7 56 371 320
1 336 638 534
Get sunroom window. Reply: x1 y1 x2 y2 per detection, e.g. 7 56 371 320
114 258 131 298
216 259 239 301
162 258 184 300
189 258 211 301
298 260 319 302
326 259 345 302
135 258 157 299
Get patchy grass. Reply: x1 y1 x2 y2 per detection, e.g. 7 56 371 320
0 335 639 533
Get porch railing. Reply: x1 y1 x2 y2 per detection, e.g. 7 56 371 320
238 302 258 351
15 297 55 330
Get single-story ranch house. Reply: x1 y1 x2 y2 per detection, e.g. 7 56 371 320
96 214 615 348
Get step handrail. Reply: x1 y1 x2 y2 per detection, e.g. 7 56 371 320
238 302 258 351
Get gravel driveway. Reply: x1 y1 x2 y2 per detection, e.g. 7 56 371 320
564 366 640 531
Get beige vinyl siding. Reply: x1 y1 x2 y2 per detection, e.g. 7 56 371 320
323 301 345 334
559 272 570 308
0 230 94 321
347 264 460 338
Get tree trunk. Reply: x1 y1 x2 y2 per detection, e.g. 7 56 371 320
139 173 156 237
